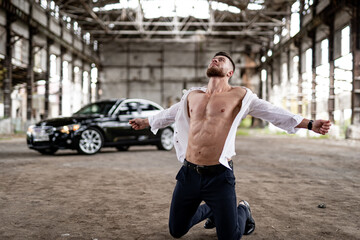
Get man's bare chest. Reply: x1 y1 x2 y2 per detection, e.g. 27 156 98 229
188 93 241 120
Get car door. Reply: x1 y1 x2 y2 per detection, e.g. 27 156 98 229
109 100 147 143
136 100 164 140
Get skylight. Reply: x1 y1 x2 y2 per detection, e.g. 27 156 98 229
93 0 241 19
247 0 264 10
247 3 263 10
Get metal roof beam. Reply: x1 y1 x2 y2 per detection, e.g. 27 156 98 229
88 30 275 36
79 0 110 33
101 21 284 27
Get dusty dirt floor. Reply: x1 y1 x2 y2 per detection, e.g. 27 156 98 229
0 134 359 240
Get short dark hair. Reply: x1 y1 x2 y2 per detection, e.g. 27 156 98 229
214 51 235 72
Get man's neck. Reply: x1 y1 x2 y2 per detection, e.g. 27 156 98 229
206 77 231 94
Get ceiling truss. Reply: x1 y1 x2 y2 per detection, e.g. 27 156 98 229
52 0 295 46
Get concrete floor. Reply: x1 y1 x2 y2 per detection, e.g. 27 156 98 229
0 135 359 240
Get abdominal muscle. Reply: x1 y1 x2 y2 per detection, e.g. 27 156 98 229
185 89 243 166
186 116 232 165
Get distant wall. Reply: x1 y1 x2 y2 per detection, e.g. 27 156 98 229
100 41 261 108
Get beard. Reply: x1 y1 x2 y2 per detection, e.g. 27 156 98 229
206 66 226 78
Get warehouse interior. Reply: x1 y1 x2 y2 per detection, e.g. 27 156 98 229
0 0 360 139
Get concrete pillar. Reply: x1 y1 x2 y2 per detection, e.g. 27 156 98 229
59 47 65 116
287 48 291 83
88 63 92 103
296 40 303 115
4 11 13 118
297 0 304 115
345 2 360 139
310 0 319 120
160 46 165 106
59 19 64 115
270 60 274 90
266 60 273 101
26 26 35 121
80 61 84 106
71 55 75 114
96 70 101 101
311 30 317 120
44 38 52 119
278 52 282 86
328 15 335 123
259 52 265 100
351 2 360 124
126 44 130 99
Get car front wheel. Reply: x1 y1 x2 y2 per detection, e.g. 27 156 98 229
157 128 174 151
77 128 104 155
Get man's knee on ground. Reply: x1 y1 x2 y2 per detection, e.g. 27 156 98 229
169 227 187 238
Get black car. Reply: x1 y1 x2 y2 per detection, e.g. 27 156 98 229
27 98 174 155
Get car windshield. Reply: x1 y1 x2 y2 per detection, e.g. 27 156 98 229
73 101 117 116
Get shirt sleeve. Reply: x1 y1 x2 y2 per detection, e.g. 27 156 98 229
247 96 304 134
148 102 180 135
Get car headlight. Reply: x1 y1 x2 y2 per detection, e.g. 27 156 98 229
27 125 35 134
59 124 81 134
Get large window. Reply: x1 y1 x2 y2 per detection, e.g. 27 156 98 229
290 0 300 37
334 26 352 128
315 39 330 119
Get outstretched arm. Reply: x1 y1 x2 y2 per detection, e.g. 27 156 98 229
129 101 181 133
247 96 332 134
295 119 331 135
129 118 149 130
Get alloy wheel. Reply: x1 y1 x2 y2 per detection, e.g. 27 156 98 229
158 128 174 151
78 128 103 154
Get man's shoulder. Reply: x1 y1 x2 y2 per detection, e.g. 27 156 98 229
231 86 247 98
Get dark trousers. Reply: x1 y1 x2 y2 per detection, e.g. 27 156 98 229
169 165 249 240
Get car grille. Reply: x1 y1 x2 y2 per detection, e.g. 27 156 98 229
31 126 54 142
33 126 54 134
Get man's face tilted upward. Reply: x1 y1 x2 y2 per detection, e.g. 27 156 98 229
206 52 235 78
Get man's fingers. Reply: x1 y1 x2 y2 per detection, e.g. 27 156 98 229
320 129 327 135
313 120 332 135
324 122 331 127
132 125 139 130
129 118 142 130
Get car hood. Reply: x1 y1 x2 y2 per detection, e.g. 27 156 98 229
36 115 104 127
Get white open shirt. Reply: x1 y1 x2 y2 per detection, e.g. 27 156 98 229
149 87 304 169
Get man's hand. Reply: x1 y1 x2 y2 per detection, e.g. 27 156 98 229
129 118 149 130
312 120 331 135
